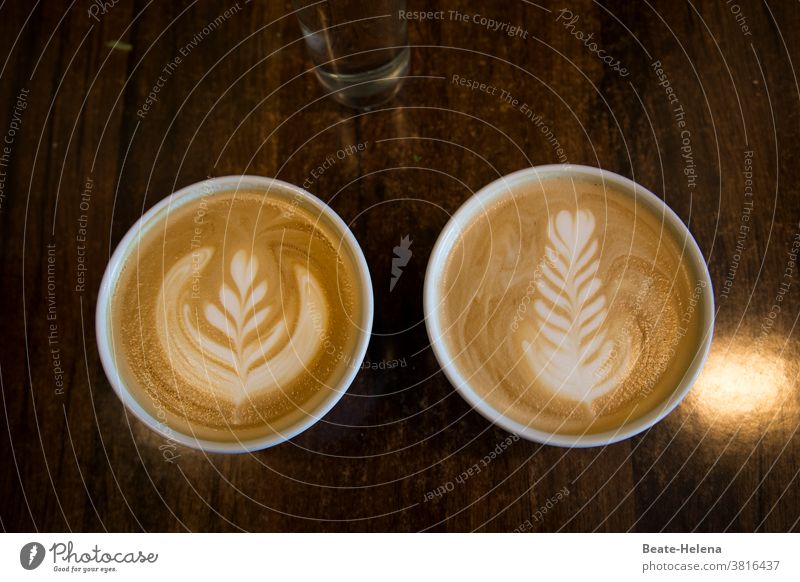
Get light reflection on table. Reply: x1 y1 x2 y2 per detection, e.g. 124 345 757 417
687 335 797 436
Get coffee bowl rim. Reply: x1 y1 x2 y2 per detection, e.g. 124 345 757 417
423 164 715 448
96 175 374 454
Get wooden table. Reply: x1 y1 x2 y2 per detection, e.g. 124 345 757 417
1 0 798 532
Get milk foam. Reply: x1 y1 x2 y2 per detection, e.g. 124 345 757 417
520 209 628 407
440 177 701 434
156 248 327 415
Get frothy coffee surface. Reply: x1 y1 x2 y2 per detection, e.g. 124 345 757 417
439 177 703 434
110 188 363 442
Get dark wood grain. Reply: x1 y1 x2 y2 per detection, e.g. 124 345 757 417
1 0 799 532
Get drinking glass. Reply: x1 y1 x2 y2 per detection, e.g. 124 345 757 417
293 0 409 109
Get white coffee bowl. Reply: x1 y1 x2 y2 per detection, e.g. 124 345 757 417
96 176 374 453
423 165 715 448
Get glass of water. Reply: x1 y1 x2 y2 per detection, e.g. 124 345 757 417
293 0 409 110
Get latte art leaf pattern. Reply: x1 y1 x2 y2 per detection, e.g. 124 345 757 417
204 251 271 377
521 210 628 405
156 247 328 409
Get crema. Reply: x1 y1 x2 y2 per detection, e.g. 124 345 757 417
439 177 703 434
110 188 363 442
